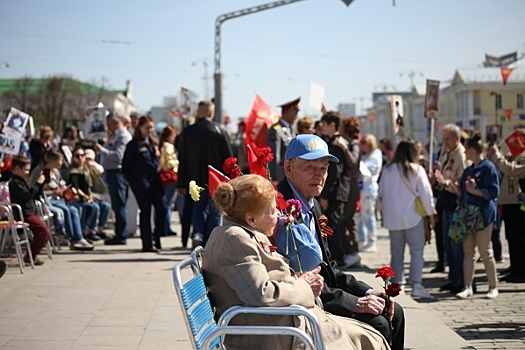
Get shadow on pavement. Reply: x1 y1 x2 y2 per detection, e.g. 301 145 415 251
456 322 525 340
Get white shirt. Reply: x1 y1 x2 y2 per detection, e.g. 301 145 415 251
379 163 434 231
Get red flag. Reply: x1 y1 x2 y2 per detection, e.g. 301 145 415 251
501 66 514 85
505 109 513 121
504 130 525 156
246 144 268 178
245 95 279 149
276 189 287 211
208 165 230 198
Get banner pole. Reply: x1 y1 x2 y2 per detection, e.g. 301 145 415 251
429 119 435 176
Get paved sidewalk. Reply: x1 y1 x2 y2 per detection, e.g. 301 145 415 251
0 217 522 349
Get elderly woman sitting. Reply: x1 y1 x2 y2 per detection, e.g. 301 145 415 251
202 174 389 350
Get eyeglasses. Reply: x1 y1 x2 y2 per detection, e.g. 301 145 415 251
74 153 85 158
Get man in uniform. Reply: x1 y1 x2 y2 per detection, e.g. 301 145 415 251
267 97 300 183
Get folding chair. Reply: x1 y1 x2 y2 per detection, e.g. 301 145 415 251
34 199 56 257
173 249 325 350
0 203 34 274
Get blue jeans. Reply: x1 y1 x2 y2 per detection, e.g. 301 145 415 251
191 192 221 246
47 204 65 234
105 170 129 240
50 198 83 241
68 200 110 231
164 183 178 234
442 209 465 287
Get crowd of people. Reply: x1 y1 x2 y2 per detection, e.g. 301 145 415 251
2 97 524 348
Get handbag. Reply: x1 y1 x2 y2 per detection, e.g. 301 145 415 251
398 166 427 217
448 203 485 243
158 169 178 187
274 222 322 274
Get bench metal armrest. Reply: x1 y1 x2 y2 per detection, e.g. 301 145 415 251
202 326 316 350
218 305 324 350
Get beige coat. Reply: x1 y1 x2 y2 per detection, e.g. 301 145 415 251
202 217 389 350
438 143 466 194
490 151 525 205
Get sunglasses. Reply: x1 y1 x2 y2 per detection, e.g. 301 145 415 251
74 153 85 158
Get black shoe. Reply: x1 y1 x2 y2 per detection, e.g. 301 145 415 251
440 282 453 291
450 285 464 294
104 237 127 245
430 265 445 273
96 231 109 239
86 233 101 242
141 247 159 253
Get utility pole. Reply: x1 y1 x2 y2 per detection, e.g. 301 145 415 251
192 59 210 100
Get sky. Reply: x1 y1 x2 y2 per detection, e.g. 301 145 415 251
1 0 524 122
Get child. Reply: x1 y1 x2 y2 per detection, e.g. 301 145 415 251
9 155 51 265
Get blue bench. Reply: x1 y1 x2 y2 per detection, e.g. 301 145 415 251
172 247 326 350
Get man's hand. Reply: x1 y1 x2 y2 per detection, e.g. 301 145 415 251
428 215 435 230
355 295 385 316
299 266 324 298
434 170 445 186
320 198 329 211
94 143 102 152
487 144 498 159
367 290 395 321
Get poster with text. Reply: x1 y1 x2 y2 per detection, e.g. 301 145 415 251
391 95 404 136
308 82 325 110
0 133 21 155
424 80 440 119
84 105 107 140
4 107 30 139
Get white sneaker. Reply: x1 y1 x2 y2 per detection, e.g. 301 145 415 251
411 283 433 298
343 253 361 267
360 242 377 253
456 286 473 299
358 240 367 250
486 288 498 299
70 239 94 251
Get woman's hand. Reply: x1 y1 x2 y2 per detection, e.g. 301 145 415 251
299 266 324 298
331 137 348 152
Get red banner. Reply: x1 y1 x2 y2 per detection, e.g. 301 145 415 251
505 109 513 121
245 95 279 149
500 67 514 85
505 130 525 156
208 165 230 198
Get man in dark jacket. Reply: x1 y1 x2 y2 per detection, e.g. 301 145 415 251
277 135 405 350
177 100 233 248
318 111 351 266
9 155 50 265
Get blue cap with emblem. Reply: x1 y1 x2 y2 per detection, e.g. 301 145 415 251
285 135 339 163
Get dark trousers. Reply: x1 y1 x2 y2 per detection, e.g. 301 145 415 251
353 302 405 350
342 179 360 255
131 179 167 250
181 193 193 247
434 209 445 267
502 204 525 278
106 170 129 240
491 227 502 260
24 214 51 258
325 200 346 264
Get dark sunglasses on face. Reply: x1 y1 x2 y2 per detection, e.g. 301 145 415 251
74 153 85 158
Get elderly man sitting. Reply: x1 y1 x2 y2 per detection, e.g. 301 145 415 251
277 134 406 350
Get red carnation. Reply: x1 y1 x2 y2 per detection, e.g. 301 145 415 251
254 146 274 164
223 157 238 176
386 282 402 297
230 167 241 179
375 266 395 281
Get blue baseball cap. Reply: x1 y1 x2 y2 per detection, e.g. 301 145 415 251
285 135 339 163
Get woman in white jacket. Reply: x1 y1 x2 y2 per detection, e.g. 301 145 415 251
379 140 435 298
356 134 383 252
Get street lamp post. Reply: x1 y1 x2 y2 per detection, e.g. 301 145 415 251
213 0 355 123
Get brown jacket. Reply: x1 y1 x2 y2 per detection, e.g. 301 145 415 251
202 218 363 350
438 143 466 194
489 151 525 205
